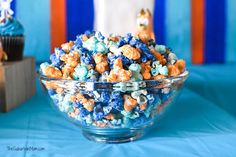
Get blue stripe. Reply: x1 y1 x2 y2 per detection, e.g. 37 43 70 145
16 0 50 63
205 0 226 63
226 0 236 63
154 0 165 44
66 0 94 41
165 0 191 63
11 0 16 16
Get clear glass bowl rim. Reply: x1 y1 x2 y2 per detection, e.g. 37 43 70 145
37 70 189 87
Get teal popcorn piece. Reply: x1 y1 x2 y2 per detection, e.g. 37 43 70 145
129 64 143 81
168 53 178 64
121 110 140 119
83 37 98 52
155 45 166 54
96 42 108 54
110 119 122 126
72 64 88 81
82 36 108 54
151 61 168 76
40 62 50 75
129 63 141 72
84 115 93 124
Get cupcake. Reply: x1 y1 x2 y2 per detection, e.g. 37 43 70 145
0 0 24 61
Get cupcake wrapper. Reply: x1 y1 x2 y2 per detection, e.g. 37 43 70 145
0 36 24 61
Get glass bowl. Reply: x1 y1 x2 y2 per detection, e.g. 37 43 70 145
38 70 188 143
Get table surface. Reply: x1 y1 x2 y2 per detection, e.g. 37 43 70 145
0 64 236 157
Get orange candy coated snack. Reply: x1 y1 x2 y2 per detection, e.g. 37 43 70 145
168 65 180 77
107 58 132 82
124 95 138 112
140 61 151 80
175 59 186 73
119 45 141 60
44 66 62 78
93 52 109 74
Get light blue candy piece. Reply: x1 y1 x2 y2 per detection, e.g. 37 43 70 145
168 53 178 64
121 110 139 119
40 62 50 75
155 45 166 54
129 64 141 73
111 119 122 126
84 115 93 124
96 42 108 54
83 37 98 52
87 69 95 78
158 66 168 76
73 64 88 81
151 61 168 76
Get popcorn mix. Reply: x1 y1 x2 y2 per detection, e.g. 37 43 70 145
40 31 187 128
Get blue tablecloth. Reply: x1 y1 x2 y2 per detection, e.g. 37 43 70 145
1 64 236 157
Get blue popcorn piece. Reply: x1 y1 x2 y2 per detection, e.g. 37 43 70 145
103 106 113 115
118 55 134 67
80 52 95 65
48 89 56 96
140 54 148 62
93 103 105 121
95 31 105 41
124 33 132 43
100 91 110 103
131 114 150 127
73 102 83 108
79 107 90 118
129 37 139 46
117 39 126 47
50 53 60 67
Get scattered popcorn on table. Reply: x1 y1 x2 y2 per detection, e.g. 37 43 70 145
39 30 186 128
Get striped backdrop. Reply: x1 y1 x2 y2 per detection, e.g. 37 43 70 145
12 0 236 64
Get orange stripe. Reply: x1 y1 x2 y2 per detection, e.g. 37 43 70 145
191 0 205 64
51 0 66 53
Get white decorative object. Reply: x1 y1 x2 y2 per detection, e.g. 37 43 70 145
94 0 154 36
0 0 13 21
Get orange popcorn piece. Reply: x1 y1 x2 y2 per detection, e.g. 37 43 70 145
150 49 167 65
61 41 74 52
83 99 95 112
168 65 180 77
140 61 151 80
45 66 62 78
82 34 88 42
107 58 132 82
119 44 141 60
174 59 186 73
62 66 74 79
139 103 147 111
105 114 114 120
93 52 109 74
124 95 138 112
60 51 80 68
109 36 120 42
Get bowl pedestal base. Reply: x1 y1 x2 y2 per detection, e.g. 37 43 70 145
82 129 144 143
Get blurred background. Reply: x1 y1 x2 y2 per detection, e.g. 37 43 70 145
12 0 236 64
